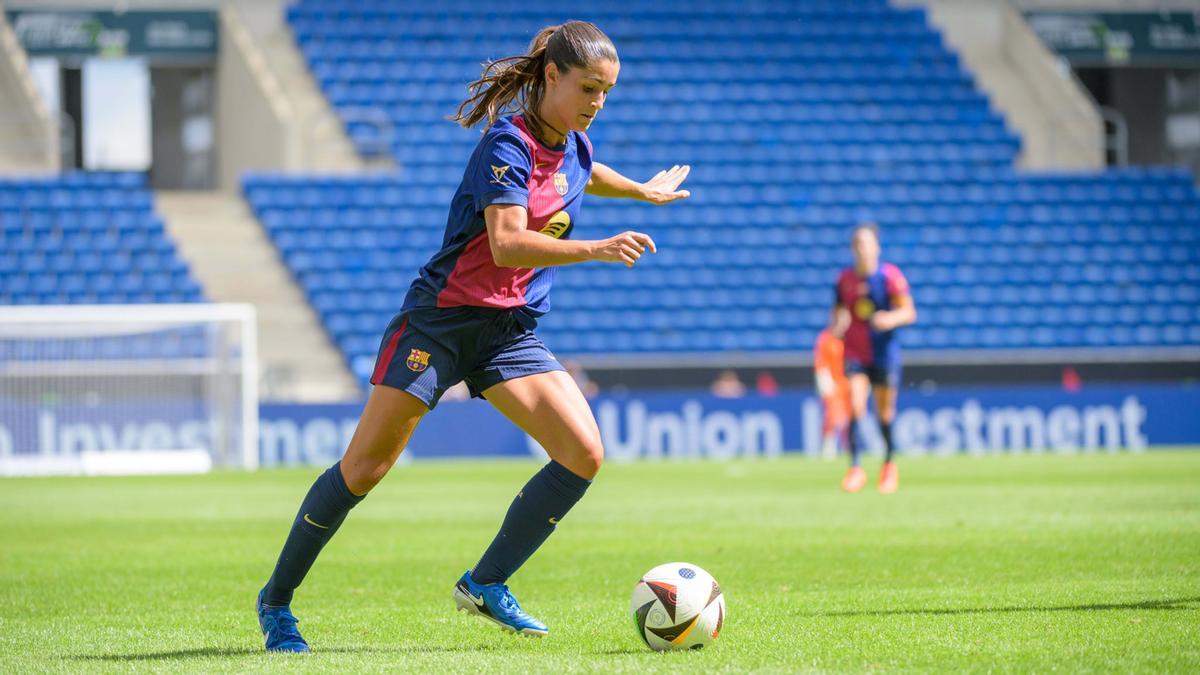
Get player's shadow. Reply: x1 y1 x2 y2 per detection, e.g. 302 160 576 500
72 643 501 661
801 595 1200 618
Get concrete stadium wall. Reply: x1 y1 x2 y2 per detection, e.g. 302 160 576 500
215 4 297 191
0 7 57 173
1013 1 1200 10
896 0 1105 169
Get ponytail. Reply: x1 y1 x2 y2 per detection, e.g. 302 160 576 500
452 21 617 136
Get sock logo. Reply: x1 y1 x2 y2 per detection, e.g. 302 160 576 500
548 516 559 524
303 513 329 529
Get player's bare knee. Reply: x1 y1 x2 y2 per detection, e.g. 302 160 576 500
571 436 604 479
342 457 394 495
877 403 897 423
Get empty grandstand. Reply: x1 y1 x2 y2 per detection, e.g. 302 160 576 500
237 0 1199 388
0 172 202 306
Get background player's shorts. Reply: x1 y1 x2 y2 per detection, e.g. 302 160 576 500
369 306 565 409
845 359 902 388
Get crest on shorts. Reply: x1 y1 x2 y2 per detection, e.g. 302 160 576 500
406 348 430 373
553 171 569 196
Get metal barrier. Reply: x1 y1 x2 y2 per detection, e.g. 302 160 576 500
1099 106 1130 167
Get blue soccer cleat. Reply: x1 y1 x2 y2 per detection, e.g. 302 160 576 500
256 587 310 653
453 571 549 637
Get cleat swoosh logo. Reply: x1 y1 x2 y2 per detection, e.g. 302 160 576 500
303 514 329 529
471 593 486 608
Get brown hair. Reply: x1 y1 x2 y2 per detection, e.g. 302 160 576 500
852 222 881 243
452 21 617 139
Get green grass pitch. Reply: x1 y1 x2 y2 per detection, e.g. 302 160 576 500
1 452 1198 673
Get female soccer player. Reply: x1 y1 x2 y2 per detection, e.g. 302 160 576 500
832 223 917 493
255 21 691 651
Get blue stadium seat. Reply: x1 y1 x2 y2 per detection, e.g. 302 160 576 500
230 2 1200 383
0 174 203 308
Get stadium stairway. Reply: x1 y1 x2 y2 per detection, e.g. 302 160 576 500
0 12 56 173
224 0 392 173
155 191 360 401
895 0 1103 169
238 0 1199 389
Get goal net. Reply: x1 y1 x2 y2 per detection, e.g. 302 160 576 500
0 304 258 475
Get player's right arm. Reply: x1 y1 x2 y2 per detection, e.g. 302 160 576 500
829 273 851 338
485 204 656 268
477 133 656 269
814 333 838 397
815 367 835 398
830 301 851 339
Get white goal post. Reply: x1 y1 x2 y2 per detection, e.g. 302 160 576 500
0 304 258 475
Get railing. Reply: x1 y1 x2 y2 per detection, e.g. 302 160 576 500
1099 106 1130 167
1043 106 1119 169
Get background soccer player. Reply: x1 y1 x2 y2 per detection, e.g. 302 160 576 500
832 223 917 493
813 327 850 460
255 21 691 651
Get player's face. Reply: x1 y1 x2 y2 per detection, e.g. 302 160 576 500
545 59 619 134
852 229 880 268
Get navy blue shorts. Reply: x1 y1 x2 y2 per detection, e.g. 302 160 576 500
845 359 902 389
369 306 564 409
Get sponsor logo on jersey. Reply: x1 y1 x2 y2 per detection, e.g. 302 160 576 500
553 171 569 195
854 297 876 321
406 348 431 373
490 164 515 187
540 210 571 239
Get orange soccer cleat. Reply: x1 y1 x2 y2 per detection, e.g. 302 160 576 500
841 466 867 493
877 462 899 494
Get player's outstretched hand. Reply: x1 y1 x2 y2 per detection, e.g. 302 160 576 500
640 165 691 204
592 231 657 267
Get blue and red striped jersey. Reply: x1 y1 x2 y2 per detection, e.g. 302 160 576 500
402 115 593 325
835 263 911 367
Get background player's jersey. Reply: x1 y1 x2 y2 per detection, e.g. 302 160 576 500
403 115 593 325
834 263 911 367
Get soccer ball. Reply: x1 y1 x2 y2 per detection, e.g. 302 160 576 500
629 562 725 651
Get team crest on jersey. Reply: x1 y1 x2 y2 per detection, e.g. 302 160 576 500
540 211 571 239
406 348 431 373
553 172 569 196
490 164 515 187
854 297 876 320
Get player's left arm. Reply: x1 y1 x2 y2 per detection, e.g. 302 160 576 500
871 295 917 332
870 267 918 332
586 161 690 204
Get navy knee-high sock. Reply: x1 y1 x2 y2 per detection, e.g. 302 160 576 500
471 460 591 585
262 462 364 607
848 418 861 467
881 421 895 463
